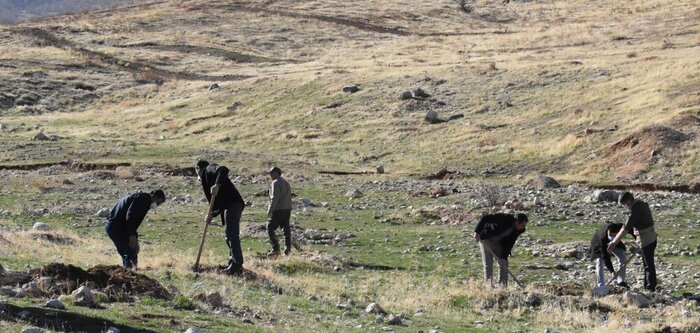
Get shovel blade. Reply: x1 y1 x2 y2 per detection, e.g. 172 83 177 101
592 285 609 297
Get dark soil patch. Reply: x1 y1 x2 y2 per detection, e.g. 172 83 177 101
0 161 130 171
424 167 461 180
343 261 405 271
37 263 172 300
533 282 587 296
0 303 156 333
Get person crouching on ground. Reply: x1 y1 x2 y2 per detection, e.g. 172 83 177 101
105 190 166 269
266 166 293 256
591 222 628 294
608 192 658 292
474 213 528 287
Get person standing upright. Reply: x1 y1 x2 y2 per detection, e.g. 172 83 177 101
266 166 293 256
608 192 658 292
196 160 246 275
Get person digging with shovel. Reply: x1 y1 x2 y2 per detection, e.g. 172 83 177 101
590 222 629 296
474 213 528 288
195 160 246 275
105 189 166 269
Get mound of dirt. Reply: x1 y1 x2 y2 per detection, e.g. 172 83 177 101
37 263 172 300
604 126 690 178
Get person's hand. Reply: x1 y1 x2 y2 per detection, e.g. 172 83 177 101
606 242 616 253
474 233 481 242
129 236 139 254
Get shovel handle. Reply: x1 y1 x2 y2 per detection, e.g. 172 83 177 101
194 191 218 271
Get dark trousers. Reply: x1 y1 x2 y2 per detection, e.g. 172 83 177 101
267 209 291 251
105 224 137 268
641 240 657 291
221 201 244 267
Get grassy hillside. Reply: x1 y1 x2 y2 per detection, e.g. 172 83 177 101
0 1 699 332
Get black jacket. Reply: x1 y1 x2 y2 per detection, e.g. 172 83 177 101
625 200 654 234
590 224 626 273
106 192 152 237
199 164 245 213
475 213 525 259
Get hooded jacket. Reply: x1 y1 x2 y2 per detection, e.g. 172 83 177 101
106 192 152 237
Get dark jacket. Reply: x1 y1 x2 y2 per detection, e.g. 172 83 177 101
106 192 152 237
590 224 626 272
199 164 245 213
475 213 525 259
625 200 654 234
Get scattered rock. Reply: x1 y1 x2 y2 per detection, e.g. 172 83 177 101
376 165 385 174
185 328 205 333
425 110 439 124
45 299 66 310
21 326 44 333
623 291 652 308
387 314 402 325
106 327 120 333
529 175 561 189
34 132 50 141
431 187 447 198
227 101 242 112
70 286 95 306
307 295 318 301
366 302 387 315
342 85 360 93
32 222 51 231
345 189 363 198
400 91 413 100
525 293 542 308
590 190 620 203
96 208 110 218
413 88 431 99
209 83 220 90
206 292 223 308
22 281 42 296
0 286 25 297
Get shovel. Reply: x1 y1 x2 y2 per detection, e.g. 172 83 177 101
193 191 219 272
480 241 525 290
592 253 635 296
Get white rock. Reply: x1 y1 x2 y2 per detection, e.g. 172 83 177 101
366 302 386 314
106 327 121 333
32 222 51 231
345 189 363 198
21 326 44 333
45 299 65 310
185 328 205 333
70 286 94 306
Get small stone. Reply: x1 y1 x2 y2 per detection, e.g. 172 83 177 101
425 110 439 123
34 132 49 141
400 91 413 100
21 326 44 333
387 314 402 325
342 85 360 93
414 88 431 99
32 222 51 231
209 83 219 90
366 302 387 315
185 328 205 333
376 165 385 174
525 293 542 307
45 299 65 310
106 327 120 333
22 281 42 296
307 295 318 301
205 292 223 308
623 291 652 308
70 286 94 306
345 189 363 198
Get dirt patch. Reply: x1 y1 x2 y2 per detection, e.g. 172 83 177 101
37 263 172 300
0 161 130 171
424 167 462 180
604 126 690 178
0 303 156 333
115 43 288 64
533 282 587 296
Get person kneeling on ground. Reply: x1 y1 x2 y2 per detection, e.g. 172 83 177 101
105 190 166 269
474 213 528 287
608 192 658 292
266 166 293 257
591 222 628 294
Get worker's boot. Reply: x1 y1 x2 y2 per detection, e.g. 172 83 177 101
221 263 243 276
284 247 291 256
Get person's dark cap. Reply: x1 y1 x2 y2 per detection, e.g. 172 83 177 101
151 189 166 201
269 166 282 175
196 160 209 169
516 213 528 223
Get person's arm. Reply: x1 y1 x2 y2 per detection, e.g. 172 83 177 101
205 184 219 224
474 215 487 241
607 228 628 253
125 197 149 253
268 180 282 218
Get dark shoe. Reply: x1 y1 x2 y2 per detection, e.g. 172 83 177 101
221 264 243 275
617 281 630 289
266 250 280 257
284 248 291 256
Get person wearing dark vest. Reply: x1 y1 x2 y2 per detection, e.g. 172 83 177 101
608 192 658 292
590 222 628 294
196 160 246 275
105 190 166 269
474 213 528 287
266 166 293 256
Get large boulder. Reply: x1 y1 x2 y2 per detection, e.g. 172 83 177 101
529 175 561 189
590 190 620 203
45 299 66 310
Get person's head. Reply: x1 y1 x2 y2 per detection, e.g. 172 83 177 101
607 222 623 240
195 160 209 182
150 189 166 207
269 166 282 180
515 213 528 231
618 191 634 208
